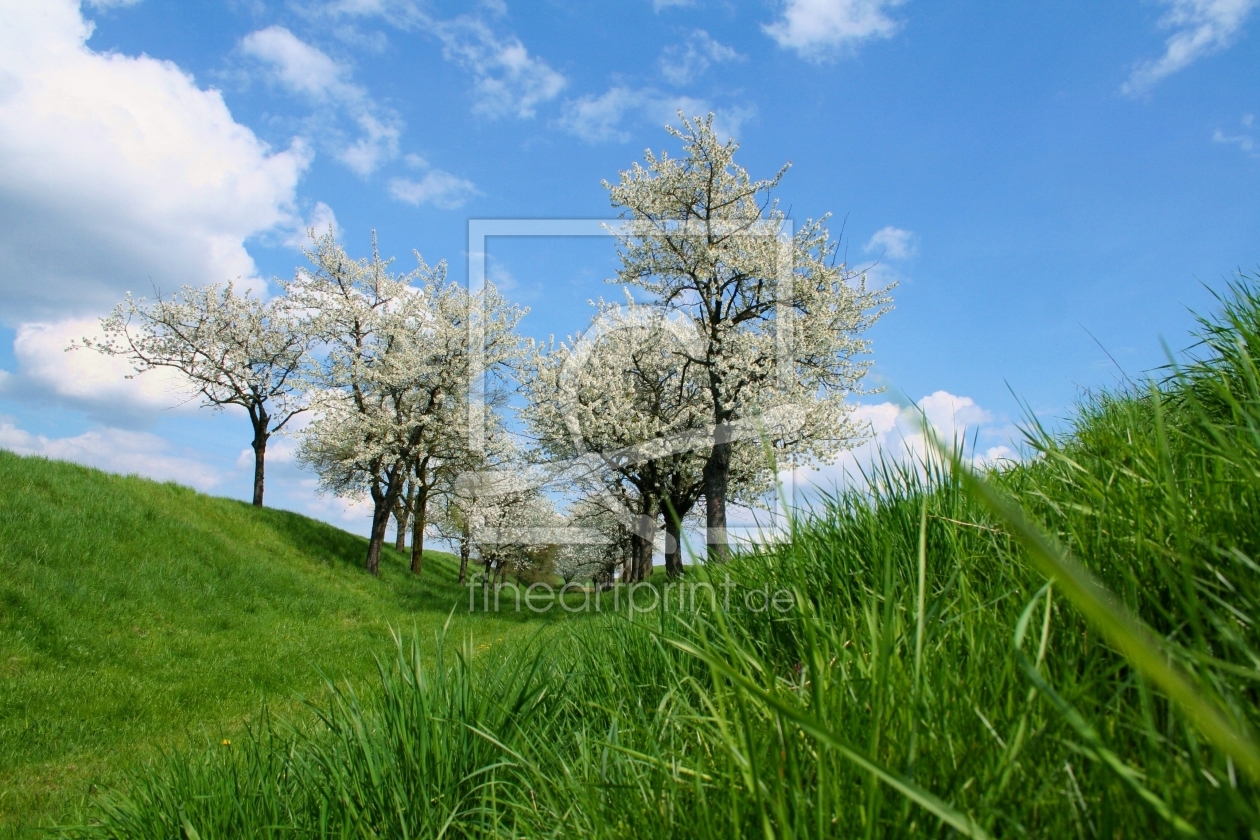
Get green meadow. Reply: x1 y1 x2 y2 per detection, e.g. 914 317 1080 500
7 279 1260 836
0 455 544 836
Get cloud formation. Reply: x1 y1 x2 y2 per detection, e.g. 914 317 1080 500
558 87 753 143
659 30 743 85
239 25 401 174
786 391 1018 498
0 419 221 491
291 4 566 122
431 17 567 119
284 201 341 249
0 1 306 324
388 170 481 208
763 0 906 60
1122 0 1256 95
865 226 917 260
1213 113 1257 155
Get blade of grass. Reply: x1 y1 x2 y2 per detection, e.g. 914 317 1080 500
661 635 995 840
944 444 1260 782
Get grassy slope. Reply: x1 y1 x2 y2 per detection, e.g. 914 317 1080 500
67 281 1260 838
0 451 530 833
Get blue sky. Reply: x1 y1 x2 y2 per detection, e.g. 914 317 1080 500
0 0 1257 533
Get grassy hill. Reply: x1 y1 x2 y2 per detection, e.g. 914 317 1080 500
55 279 1260 839
0 452 534 835
11 280 1260 838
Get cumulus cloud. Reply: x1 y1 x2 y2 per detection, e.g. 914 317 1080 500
763 0 906 60
239 25 400 174
865 226 917 260
785 391 1018 498
558 87 753 143
388 169 480 208
718 391 1015 548
660 30 743 85
0 318 203 424
431 17 566 119
0 418 221 490
0 0 306 324
241 25 353 99
1122 0 1257 95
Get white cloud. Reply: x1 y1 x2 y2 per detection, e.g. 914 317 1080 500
865 226 917 260
558 87 753 144
0 1 306 324
558 87 645 142
85 0 143 8
388 169 481 208
239 25 400 174
338 112 401 174
485 254 518 292
1122 0 1257 95
660 30 743 85
298 477 379 526
785 391 1018 497
652 0 695 10
431 17 567 119
763 0 906 60
241 25 353 99
235 436 298 470
1 318 198 422
916 390 993 435
292 5 565 121
296 0 427 30
283 201 341 248
1213 113 1257 155
0 418 221 491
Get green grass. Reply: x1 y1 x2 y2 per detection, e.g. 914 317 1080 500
0 454 543 836
18 277 1260 838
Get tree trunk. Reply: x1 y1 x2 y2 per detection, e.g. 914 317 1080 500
663 495 694 578
703 433 732 561
631 524 655 583
620 537 634 584
457 532 471 584
663 512 684 579
366 502 392 576
250 421 268 507
393 500 408 552
410 481 429 575
365 466 405 575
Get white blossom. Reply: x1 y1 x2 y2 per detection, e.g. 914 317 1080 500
288 228 524 574
78 282 308 506
604 113 892 557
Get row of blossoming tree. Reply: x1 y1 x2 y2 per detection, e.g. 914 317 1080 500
84 114 890 582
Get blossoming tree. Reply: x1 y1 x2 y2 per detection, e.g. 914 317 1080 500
81 283 308 507
289 229 523 575
606 114 892 558
523 299 772 580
